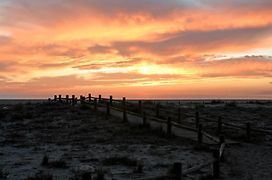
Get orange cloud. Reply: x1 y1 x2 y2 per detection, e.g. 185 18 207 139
0 0 272 98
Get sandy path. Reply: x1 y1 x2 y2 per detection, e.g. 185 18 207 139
97 105 220 145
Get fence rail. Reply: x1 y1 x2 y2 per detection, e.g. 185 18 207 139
49 94 272 138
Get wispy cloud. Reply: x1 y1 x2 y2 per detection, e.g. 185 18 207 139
0 0 272 98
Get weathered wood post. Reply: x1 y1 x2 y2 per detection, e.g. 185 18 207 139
156 103 160 117
212 149 220 178
88 94 91 102
99 95 102 103
109 96 113 106
138 100 142 114
217 116 222 135
195 108 199 129
80 95 83 104
54 95 57 102
72 95 75 106
66 95 69 104
58 95 62 102
219 135 225 161
123 97 127 122
106 102 110 116
197 124 203 144
246 122 251 142
177 107 181 123
167 117 172 137
173 162 182 180
94 98 97 111
142 112 147 126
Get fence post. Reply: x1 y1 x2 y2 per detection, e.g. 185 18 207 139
177 107 181 123
54 95 57 102
217 116 222 135
219 135 225 161
94 98 97 111
156 103 160 117
195 109 199 129
80 95 83 104
123 97 127 122
142 112 146 126
167 117 172 137
197 124 203 144
110 96 113 106
66 95 69 104
99 95 102 103
88 94 91 102
246 123 251 142
58 95 62 102
138 100 142 114
173 162 182 180
106 102 110 116
212 149 220 178
72 95 75 106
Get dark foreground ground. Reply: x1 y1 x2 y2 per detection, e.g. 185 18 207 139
0 102 272 180
0 103 212 180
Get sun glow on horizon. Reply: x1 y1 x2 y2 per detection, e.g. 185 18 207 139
137 63 194 75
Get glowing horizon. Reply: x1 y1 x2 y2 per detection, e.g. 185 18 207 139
0 0 272 99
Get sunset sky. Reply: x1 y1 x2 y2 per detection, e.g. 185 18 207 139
0 0 272 99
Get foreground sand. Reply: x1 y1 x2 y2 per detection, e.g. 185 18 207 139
0 103 211 179
0 102 271 179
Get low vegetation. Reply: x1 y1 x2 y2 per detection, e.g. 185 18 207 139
41 155 68 169
25 173 53 180
102 156 138 167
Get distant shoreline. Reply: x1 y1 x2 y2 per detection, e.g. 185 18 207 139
1 98 272 100
1 98 272 101
0 99 272 105
0 99 47 105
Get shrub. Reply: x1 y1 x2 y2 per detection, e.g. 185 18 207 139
102 156 137 167
95 168 105 180
41 155 49 166
0 167 8 179
133 161 144 173
225 101 237 108
50 160 68 169
25 173 53 180
11 113 24 121
13 104 24 112
70 165 94 180
41 155 68 169
79 103 90 110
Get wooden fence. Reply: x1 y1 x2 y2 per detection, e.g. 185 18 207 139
48 94 271 179
49 94 272 139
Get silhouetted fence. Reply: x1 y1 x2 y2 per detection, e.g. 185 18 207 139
49 94 272 142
